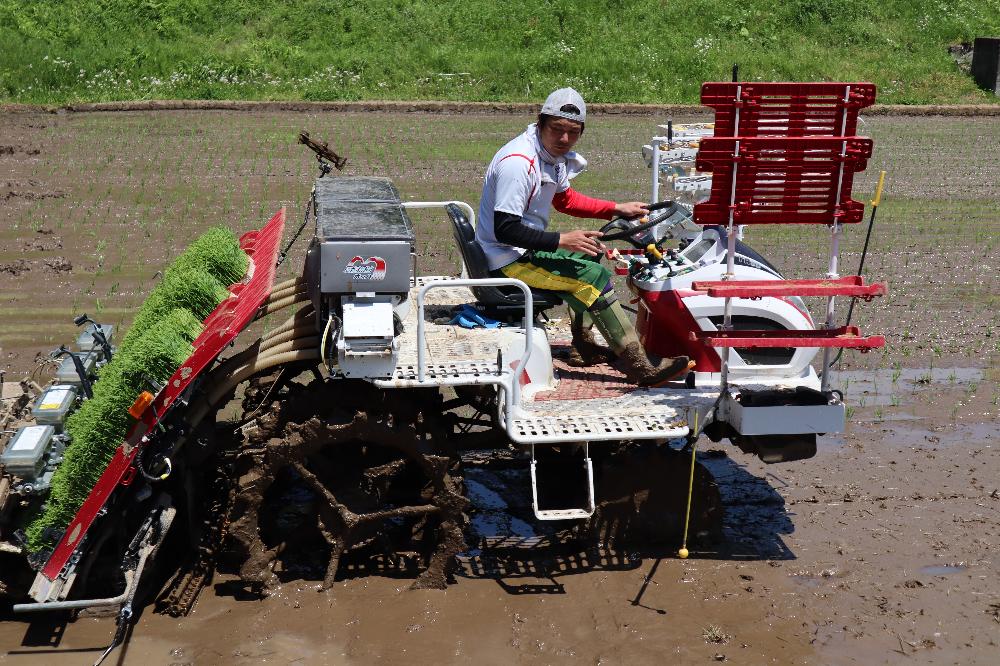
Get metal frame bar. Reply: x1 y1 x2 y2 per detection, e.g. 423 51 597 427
415 276 533 428
719 84 743 391
400 200 476 279
650 139 661 202
820 85 853 393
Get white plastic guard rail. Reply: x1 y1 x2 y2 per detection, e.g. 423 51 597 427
402 201 477 279
415 277 533 434
401 200 476 228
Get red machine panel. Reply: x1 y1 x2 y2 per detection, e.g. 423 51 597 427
42 209 286 581
702 82 876 138
691 326 885 350
692 276 887 300
693 136 873 225
637 290 723 373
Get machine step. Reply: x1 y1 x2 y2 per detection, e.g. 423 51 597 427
691 276 886 299
692 326 885 349
529 443 596 521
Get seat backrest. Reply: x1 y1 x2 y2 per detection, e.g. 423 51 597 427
445 204 563 314
447 204 492 279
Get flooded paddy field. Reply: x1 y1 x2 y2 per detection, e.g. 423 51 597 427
1 109 998 664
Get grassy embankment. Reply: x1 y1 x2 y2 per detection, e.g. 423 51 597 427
1 0 998 105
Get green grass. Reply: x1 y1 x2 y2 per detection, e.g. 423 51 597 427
1 0 998 105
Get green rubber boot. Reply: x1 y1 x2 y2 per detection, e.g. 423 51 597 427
566 311 614 367
590 301 691 386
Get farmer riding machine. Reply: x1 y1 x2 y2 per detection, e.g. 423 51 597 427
0 82 886 658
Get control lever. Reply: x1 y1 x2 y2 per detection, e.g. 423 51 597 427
50 346 93 399
74 313 114 361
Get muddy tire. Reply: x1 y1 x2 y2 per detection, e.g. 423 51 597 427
223 377 468 592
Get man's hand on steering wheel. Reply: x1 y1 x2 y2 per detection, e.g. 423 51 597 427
558 229 606 257
598 200 686 246
613 201 650 219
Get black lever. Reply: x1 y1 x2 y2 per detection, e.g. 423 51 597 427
50 345 93 399
74 313 114 362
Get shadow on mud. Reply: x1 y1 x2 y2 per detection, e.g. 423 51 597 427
204 447 797 598
452 450 796 596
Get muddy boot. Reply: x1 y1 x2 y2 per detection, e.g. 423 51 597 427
567 313 614 367
588 299 693 385
618 342 691 387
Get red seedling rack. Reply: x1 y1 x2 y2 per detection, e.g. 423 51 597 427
691 276 886 300
686 81 886 392
691 326 885 350
701 82 876 138
693 136 873 226
42 209 287 581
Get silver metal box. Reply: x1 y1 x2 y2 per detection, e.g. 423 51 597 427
728 400 845 435
31 384 78 429
1 425 55 480
75 323 115 354
312 177 414 295
54 351 98 385
319 242 413 293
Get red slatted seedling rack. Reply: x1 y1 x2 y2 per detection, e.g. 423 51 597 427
41 209 287 581
687 82 886 393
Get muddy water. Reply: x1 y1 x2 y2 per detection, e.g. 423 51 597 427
2 567 812 665
3 365 997 665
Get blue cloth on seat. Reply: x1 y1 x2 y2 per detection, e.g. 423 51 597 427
449 304 501 329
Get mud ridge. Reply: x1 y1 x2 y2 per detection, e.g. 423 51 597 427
2 100 999 117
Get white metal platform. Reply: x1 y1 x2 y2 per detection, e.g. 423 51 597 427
375 277 722 445
510 388 719 444
376 277 517 386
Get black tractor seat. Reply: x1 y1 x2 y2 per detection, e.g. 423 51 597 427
446 204 563 319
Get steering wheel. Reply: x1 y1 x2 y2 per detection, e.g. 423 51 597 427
598 201 685 244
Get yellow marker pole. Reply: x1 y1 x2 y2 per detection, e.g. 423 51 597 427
678 412 699 559
844 170 887 331
871 170 886 207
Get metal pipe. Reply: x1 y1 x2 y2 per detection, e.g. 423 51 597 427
416 278 532 409
651 140 661 202
401 200 477 231
820 85 853 393
719 86 743 390
14 570 134 613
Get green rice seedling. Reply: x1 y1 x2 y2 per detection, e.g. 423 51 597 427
167 226 248 288
25 308 203 551
119 268 229 350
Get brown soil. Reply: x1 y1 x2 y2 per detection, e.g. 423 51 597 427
0 109 997 664
2 100 999 117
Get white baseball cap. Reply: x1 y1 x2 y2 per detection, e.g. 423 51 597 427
540 88 586 124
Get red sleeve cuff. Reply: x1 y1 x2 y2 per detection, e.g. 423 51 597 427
552 188 618 220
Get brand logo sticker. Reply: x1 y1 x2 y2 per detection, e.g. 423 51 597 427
344 256 387 281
